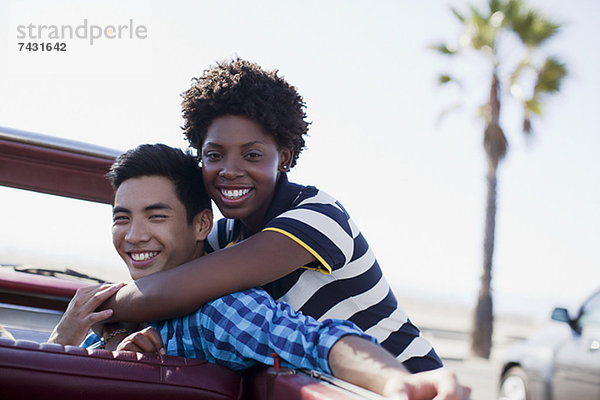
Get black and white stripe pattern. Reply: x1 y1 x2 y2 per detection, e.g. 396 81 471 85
205 176 442 372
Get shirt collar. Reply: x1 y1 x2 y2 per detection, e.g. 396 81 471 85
260 173 304 229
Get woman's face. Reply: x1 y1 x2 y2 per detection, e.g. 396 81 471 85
201 115 292 233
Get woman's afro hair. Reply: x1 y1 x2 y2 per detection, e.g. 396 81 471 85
181 58 309 168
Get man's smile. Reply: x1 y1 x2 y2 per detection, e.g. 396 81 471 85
129 251 160 262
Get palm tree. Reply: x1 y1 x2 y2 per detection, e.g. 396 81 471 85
432 0 567 358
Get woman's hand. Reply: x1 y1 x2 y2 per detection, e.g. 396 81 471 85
116 326 165 355
48 282 125 346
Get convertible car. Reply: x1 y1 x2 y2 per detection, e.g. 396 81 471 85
0 127 383 400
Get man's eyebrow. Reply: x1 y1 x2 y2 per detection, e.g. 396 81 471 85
112 203 173 215
144 203 173 212
112 206 130 215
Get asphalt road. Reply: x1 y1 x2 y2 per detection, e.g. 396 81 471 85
398 296 544 400
443 357 501 399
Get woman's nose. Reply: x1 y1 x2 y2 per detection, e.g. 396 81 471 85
219 158 244 179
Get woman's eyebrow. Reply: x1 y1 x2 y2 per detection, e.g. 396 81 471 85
203 142 223 148
240 140 264 148
203 140 264 148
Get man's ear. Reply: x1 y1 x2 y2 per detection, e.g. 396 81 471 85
193 209 213 241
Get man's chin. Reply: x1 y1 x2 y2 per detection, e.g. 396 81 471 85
128 267 157 281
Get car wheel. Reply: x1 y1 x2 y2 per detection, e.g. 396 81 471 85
499 366 529 400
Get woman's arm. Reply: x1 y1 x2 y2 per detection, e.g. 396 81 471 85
102 230 316 322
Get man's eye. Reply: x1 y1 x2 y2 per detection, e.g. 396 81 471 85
149 214 167 220
113 215 128 224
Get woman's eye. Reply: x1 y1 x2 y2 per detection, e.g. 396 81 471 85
245 151 262 160
203 151 222 161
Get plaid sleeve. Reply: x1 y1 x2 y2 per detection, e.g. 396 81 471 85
197 288 377 373
80 331 103 349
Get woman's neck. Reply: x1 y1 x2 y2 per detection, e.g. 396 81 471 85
238 220 261 241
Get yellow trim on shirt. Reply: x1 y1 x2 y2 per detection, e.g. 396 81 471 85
263 227 332 275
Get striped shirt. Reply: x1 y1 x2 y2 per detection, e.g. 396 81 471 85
206 174 442 373
82 288 373 373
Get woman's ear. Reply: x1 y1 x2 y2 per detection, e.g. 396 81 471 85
278 148 293 172
193 209 213 241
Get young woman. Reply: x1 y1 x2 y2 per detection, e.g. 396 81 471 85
104 58 442 373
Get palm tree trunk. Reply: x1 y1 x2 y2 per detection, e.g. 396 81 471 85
471 72 503 359
471 161 497 358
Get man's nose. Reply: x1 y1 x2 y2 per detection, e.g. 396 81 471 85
125 219 151 243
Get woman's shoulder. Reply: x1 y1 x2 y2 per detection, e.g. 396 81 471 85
278 185 354 233
288 183 349 215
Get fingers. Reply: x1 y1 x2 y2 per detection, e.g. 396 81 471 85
433 370 470 400
139 327 165 354
50 282 125 346
76 283 125 322
69 282 125 314
406 369 471 400
87 309 114 325
117 340 145 353
90 282 126 307
117 327 165 355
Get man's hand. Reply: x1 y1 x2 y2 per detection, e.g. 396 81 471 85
48 282 125 346
383 368 471 400
116 326 165 355
328 335 470 400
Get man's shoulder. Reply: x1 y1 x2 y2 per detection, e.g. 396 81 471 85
170 288 276 331
203 288 273 310
205 218 239 252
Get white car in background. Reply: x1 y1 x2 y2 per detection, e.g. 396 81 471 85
498 288 600 400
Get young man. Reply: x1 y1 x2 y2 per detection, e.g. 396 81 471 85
49 144 469 399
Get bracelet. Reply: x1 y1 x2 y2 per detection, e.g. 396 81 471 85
104 328 133 342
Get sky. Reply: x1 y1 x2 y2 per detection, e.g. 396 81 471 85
1 0 599 320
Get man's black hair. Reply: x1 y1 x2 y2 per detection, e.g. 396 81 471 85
181 58 309 168
106 144 210 224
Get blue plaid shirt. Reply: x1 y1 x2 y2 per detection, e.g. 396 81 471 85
82 288 374 373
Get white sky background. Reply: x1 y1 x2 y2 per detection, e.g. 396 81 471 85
1 0 598 318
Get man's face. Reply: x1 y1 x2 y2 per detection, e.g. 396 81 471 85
112 175 204 280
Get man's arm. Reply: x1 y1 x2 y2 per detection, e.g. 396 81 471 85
116 288 469 399
48 283 124 346
193 289 374 373
329 335 470 399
